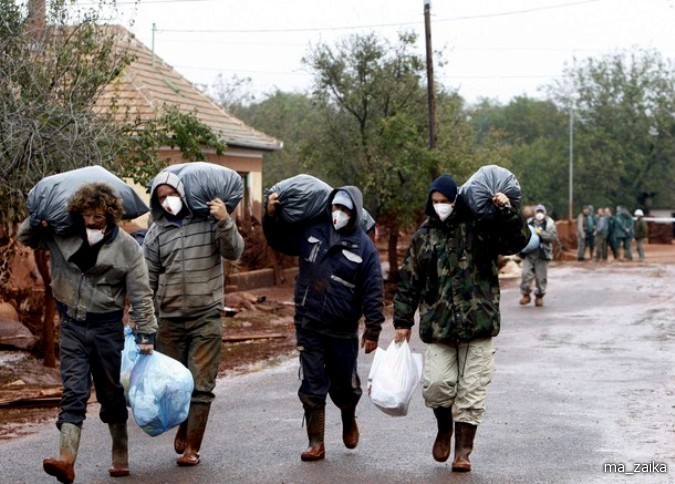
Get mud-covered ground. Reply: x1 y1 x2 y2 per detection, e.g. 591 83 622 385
1 243 673 441
0 282 299 440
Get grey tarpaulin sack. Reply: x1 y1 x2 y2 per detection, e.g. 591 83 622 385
266 174 332 225
266 174 377 232
458 165 521 222
27 165 149 236
160 162 243 217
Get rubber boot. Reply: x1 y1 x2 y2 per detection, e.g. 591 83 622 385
452 422 477 472
432 406 453 462
43 422 81 484
174 420 188 454
108 422 130 477
340 407 359 449
177 402 211 466
300 408 325 461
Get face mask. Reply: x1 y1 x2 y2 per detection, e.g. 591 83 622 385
332 210 350 231
434 203 454 221
535 212 545 221
86 227 106 246
161 196 183 215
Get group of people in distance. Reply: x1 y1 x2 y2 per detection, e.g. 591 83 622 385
577 204 649 263
20 170 533 483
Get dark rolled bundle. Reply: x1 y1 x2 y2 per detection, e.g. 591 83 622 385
266 174 376 232
27 165 149 236
266 174 332 225
458 165 521 222
160 162 243 217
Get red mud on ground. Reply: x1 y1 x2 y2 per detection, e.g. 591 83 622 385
1 242 673 439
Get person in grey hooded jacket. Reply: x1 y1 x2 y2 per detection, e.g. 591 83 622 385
263 185 384 462
143 171 244 467
519 204 558 307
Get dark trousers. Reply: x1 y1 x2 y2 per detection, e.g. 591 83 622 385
296 327 362 411
58 315 127 428
157 311 222 404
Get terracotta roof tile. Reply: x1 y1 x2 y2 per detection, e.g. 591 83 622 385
96 25 282 152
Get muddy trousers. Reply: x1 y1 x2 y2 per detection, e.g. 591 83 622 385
157 310 222 404
520 256 548 297
422 338 495 426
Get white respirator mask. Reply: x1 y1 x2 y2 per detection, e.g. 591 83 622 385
161 195 183 215
86 227 106 246
434 203 454 221
332 210 350 231
535 212 545 221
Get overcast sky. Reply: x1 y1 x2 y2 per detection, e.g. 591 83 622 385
90 0 674 104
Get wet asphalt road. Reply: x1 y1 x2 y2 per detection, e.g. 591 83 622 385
0 261 673 484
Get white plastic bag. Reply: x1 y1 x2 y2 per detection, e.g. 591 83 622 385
127 350 194 436
367 340 423 417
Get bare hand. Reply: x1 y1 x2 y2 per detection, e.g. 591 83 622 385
491 192 511 208
394 328 411 343
361 337 378 354
208 198 229 222
267 192 280 217
137 343 153 355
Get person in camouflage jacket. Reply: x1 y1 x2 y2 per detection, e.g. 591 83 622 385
393 174 529 473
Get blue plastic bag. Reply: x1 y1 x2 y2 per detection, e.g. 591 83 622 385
127 349 194 437
120 327 140 402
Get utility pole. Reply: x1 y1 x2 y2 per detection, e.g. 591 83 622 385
568 96 575 221
424 0 439 179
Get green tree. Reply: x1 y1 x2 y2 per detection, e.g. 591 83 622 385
0 0 227 366
469 96 570 219
301 31 442 279
226 90 321 188
553 49 675 211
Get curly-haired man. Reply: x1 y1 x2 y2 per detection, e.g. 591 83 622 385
18 182 157 484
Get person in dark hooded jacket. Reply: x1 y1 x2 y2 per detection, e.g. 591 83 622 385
393 174 529 473
263 185 384 462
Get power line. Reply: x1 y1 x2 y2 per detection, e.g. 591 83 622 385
154 0 605 34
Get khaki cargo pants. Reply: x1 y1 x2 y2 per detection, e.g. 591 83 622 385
422 337 495 426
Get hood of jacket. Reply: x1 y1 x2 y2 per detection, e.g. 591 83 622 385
328 185 364 233
149 171 189 221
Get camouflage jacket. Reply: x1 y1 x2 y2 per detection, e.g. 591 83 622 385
393 206 529 343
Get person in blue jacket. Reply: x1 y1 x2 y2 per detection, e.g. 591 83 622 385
263 186 384 462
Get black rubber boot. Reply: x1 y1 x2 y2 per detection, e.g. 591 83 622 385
432 406 453 462
452 422 477 472
300 407 326 461
108 422 129 477
341 407 359 449
177 402 211 466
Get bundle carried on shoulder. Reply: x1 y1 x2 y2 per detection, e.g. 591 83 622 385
159 161 243 218
27 165 149 235
458 165 521 222
265 173 376 232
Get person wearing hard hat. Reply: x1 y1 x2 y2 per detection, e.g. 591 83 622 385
634 209 649 262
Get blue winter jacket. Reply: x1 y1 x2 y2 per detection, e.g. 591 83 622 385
263 185 384 341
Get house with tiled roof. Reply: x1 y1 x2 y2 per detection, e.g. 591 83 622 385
26 0 281 221
95 25 282 221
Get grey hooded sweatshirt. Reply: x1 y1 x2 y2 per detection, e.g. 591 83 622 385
143 171 244 319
